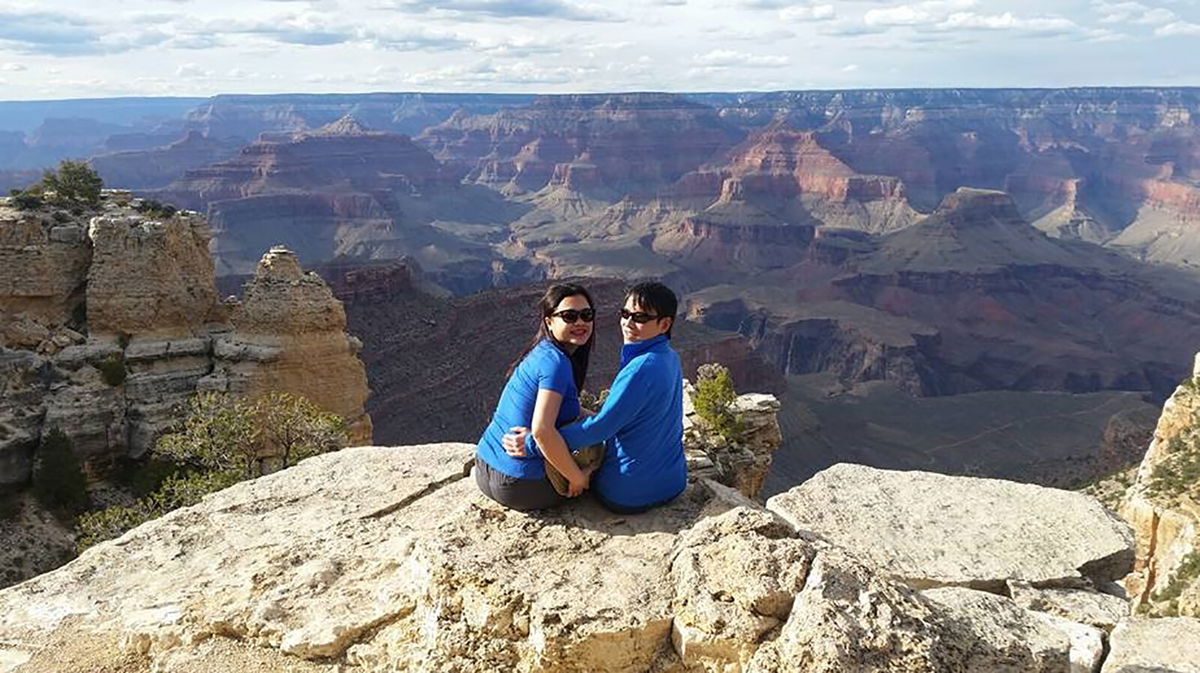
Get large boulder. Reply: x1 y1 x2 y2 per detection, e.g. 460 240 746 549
0 444 1095 672
767 463 1136 592
1101 617 1200 672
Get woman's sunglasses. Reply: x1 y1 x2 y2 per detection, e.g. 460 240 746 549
619 309 660 324
551 308 595 324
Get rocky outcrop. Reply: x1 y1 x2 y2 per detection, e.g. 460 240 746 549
674 128 920 235
768 463 1136 593
1122 354 1200 618
1101 617 1200 672
200 248 372 444
417 93 742 198
0 444 1151 672
684 390 782 498
0 195 372 487
155 117 517 280
688 189 1200 401
89 131 244 190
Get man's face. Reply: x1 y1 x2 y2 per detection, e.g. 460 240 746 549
620 296 672 344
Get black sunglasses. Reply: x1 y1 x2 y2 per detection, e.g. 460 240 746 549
551 308 595 324
619 308 660 324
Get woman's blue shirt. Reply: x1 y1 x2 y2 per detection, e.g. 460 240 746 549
476 339 581 479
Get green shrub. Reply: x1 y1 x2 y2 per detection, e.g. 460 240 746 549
32 428 89 517
41 161 103 208
134 199 177 219
94 353 127 387
76 391 350 551
8 187 43 210
579 388 609 413
693 363 743 443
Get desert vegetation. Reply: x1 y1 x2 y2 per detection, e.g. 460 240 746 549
8 160 103 212
76 391 349 551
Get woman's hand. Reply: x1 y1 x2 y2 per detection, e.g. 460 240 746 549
504 427 530 457
566 471 589 497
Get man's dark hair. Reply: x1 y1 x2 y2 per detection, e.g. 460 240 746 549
626 281 678 338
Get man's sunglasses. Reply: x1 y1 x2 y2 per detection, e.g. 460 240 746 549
551 308 595 324
619 309 661 324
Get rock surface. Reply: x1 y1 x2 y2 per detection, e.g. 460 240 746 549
767 463 1136 592
1101 617 1200 672
0 443 1130 673
0 196 373 484
1122 354 1200 618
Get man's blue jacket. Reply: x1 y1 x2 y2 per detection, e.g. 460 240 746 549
527 334 686 509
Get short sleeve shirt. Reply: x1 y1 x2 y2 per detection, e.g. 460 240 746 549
476 339 581 479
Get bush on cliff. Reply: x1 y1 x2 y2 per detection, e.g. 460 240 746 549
693 363 743 443
94 353 127 387
32 428 89 518
8 187 43 210
1147 375 1200 505
40 160 103 208
76 392 350 551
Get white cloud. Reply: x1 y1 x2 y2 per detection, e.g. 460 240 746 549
1094 1 1176 25
692 49 790 67
937 12 1080 34
175 63 212 78
864 0 977 28
1155 19 1200 34
841 63 859 72
1 63 27 71
780 4 835 22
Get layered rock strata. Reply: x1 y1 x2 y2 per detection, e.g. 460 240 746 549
0 444 1165 672
1122 354 1200 617
0 196 372 488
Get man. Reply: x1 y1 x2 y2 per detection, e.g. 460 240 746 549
503 281 686 513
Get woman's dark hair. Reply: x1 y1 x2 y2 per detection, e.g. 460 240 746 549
507 283 594 391
626 281 678 338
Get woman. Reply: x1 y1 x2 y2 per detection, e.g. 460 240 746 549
475 283 597 510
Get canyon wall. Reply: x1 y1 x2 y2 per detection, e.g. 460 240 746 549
0 194 371 488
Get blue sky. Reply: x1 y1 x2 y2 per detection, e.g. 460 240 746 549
0 0 1197 99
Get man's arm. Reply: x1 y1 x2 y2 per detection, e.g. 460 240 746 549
557 359 650 449
506 359 652 457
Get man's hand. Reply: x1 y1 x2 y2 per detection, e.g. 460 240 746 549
503 426 530 457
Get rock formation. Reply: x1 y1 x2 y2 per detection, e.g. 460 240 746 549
4 438 1192 672
200 247 372 443
154 116 521 284
1122 353 1200 618
0 194 372 488
672 127 919 236
88 131 243 190
417 93 742 198
688 188 1200 401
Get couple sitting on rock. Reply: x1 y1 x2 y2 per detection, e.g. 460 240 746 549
474 281 687 514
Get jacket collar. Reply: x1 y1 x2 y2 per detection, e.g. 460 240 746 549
620 334 670 367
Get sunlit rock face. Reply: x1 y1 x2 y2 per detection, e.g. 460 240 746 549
0 196 372 487
1122 353 1200 618
418 93 744 198
686 189 1200 401
1 443 1154 673
155 117 519 281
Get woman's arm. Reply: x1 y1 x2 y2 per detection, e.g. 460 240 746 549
531 388 589 497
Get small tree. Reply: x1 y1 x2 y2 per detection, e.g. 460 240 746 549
32 428 89 517
254 392 348 471
154 392 258 476
41 160 103 208
76 390 351 551
692 363 743 444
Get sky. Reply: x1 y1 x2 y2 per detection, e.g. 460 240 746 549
0 0 1197 100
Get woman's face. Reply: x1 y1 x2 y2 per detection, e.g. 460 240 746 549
545 294 594 350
